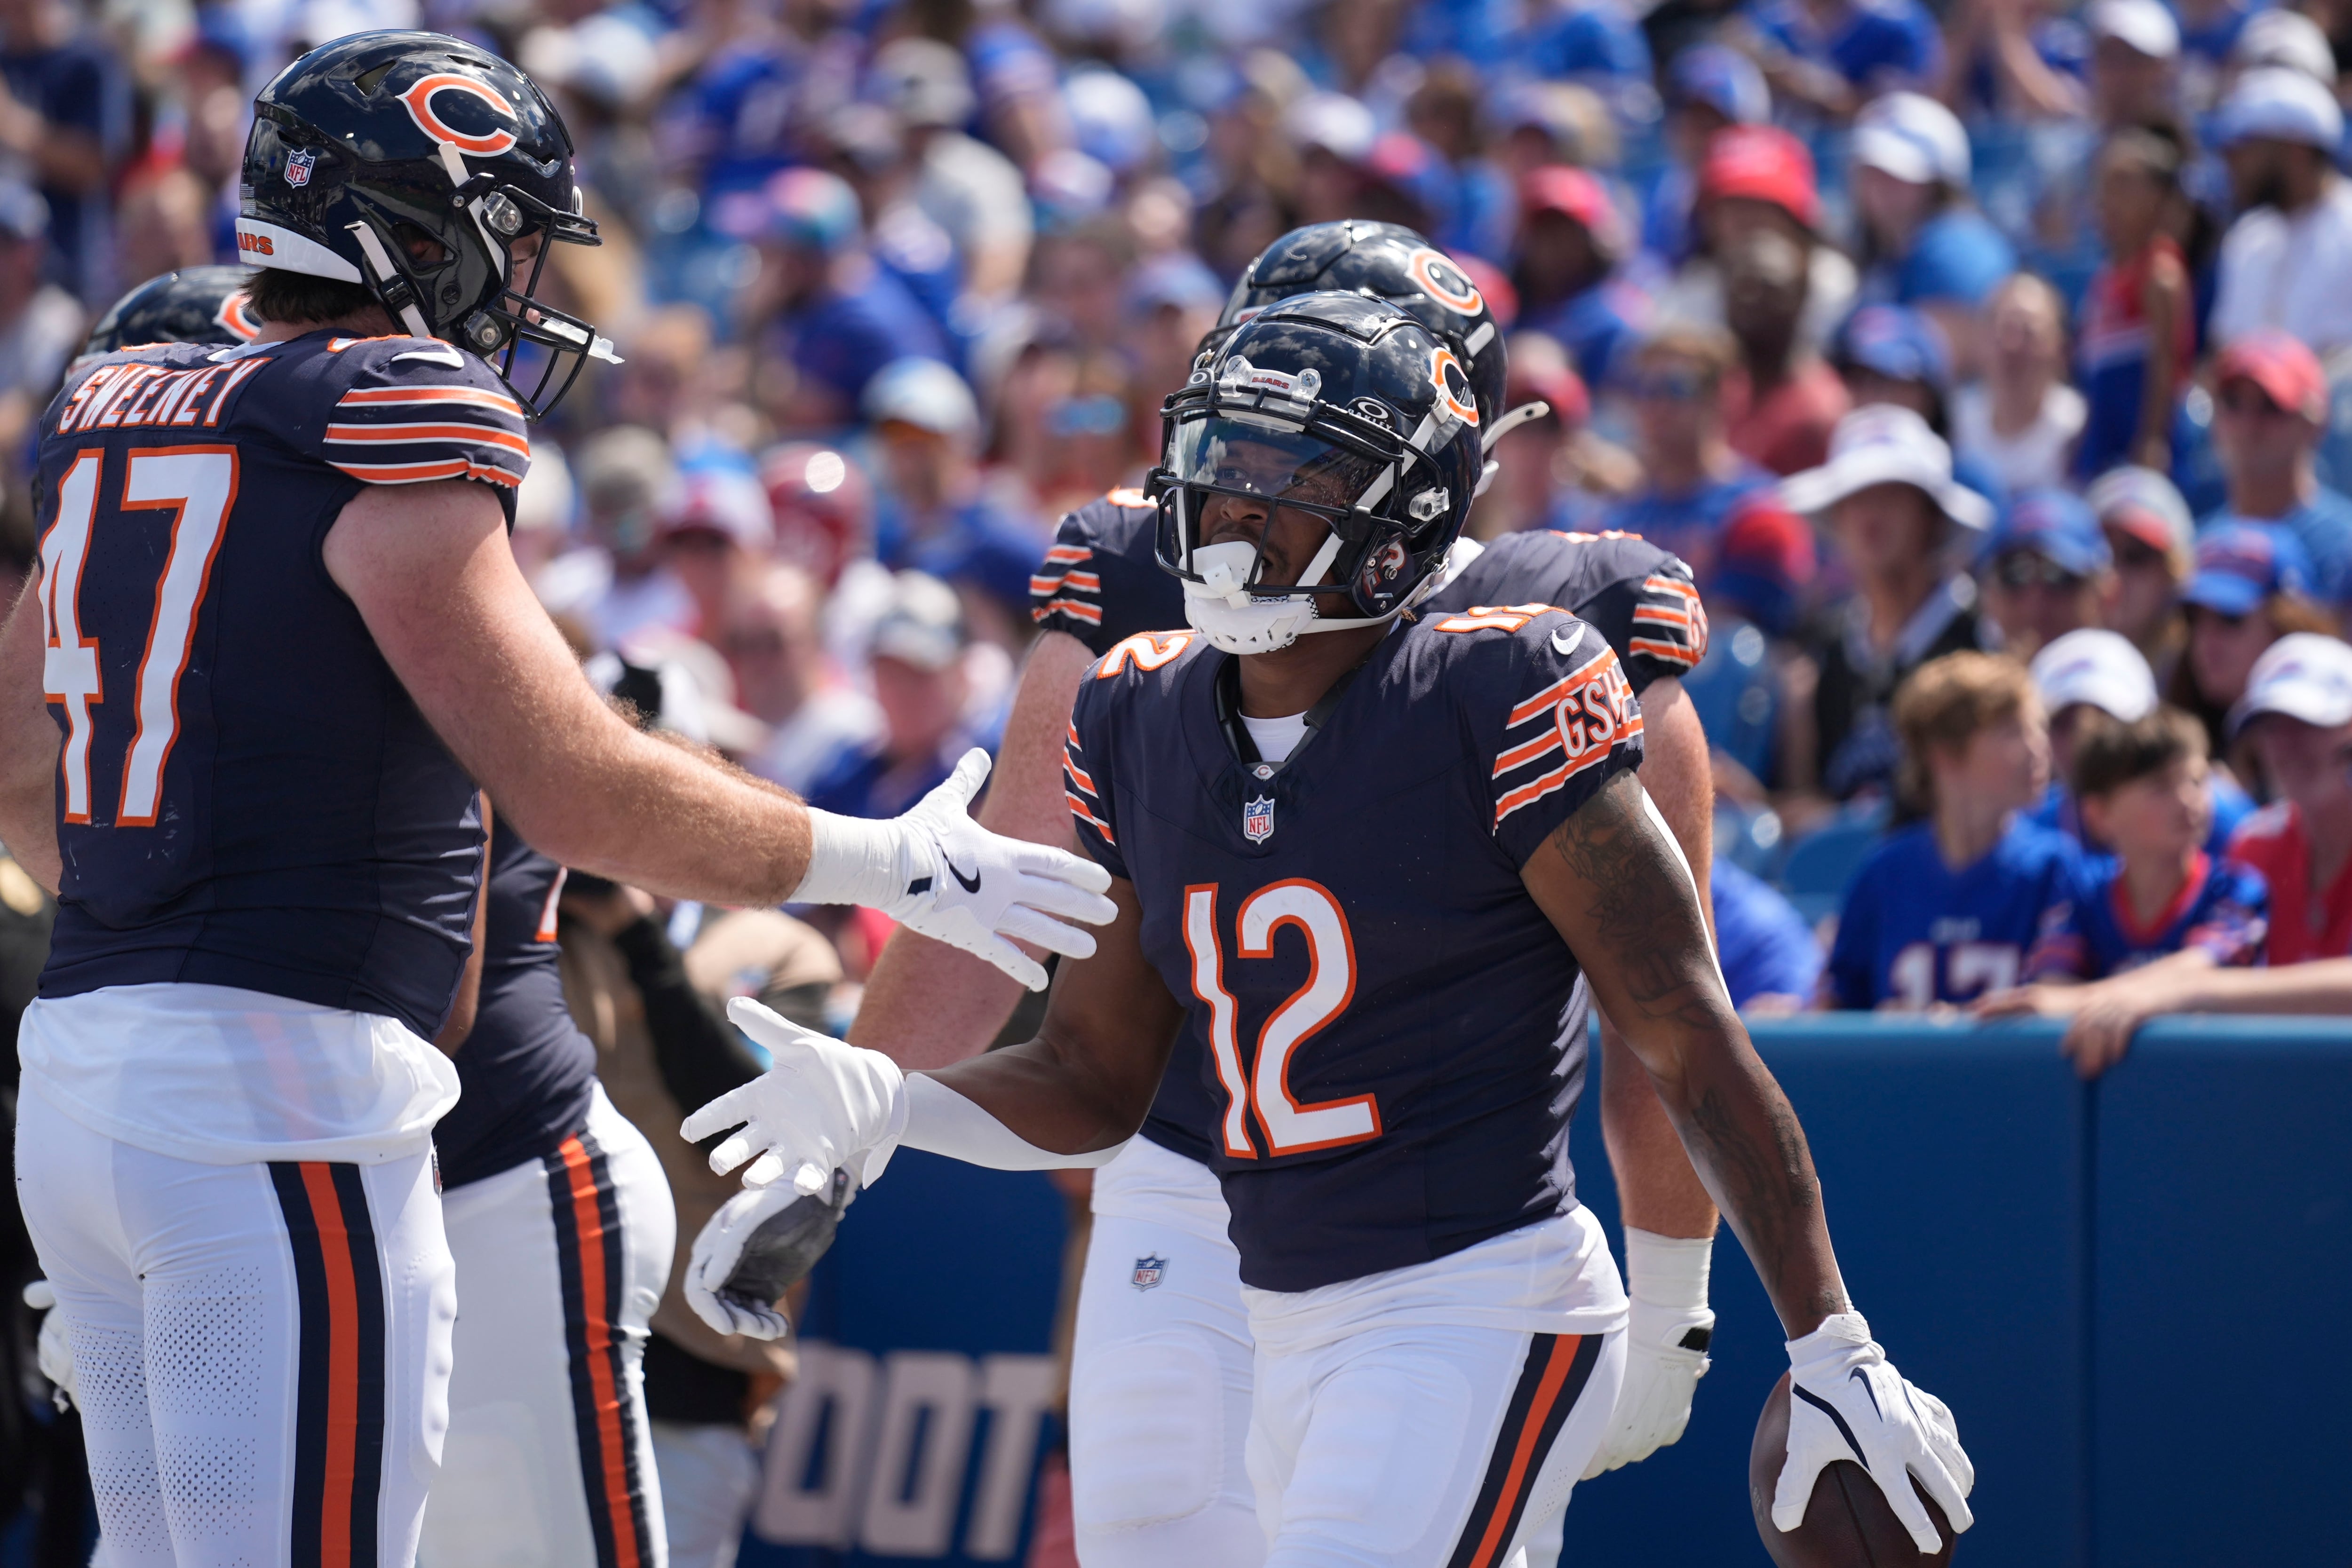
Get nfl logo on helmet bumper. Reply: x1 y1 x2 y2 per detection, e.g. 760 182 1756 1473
284 148 316 187
1243 796 1274 844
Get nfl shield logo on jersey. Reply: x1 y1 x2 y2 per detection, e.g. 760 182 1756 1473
1243 795 1274 844
284 149 316 187
1131 1256 1166 1291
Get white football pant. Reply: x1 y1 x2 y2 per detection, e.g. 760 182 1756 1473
1068 1139 1265 1568
419 1085 673 1568
16 1082 455 1568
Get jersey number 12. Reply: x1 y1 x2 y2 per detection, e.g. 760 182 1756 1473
39 447 238 825
1183 878 1383 1159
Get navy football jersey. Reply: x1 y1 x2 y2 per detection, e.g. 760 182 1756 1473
1028 487 1173 655
433 823 598 1189
1424 528 1708 693
1065 608 1645 1291
1031 506 1709 1177
33 330 528 1038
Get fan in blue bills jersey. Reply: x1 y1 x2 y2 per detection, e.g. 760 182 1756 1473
34 328 527 1037
1064 603 1644 1289
1827 818 2080 1007
2023 851 2268 982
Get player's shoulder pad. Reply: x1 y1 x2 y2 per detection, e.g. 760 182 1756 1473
1550 530 1708 679
1030 487 1159 640
271 333 529 494
1412 602 1644 826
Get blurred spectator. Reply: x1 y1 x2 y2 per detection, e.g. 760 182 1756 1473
870 37 1033 303
805 570 983 820
865 356 1043 645
1028 215 1136 351
1653 123 1856 357
2175 0 2269 110
0 0 124 301
1712 854 1824 1010
2208 68 2352 354
2027 624 2153 831
2086 0 2182 127
1955 274 2084 495
2022 705 2267 984
537 426 695 651
1701 499 1819 798
1467 333 1627 535
1120 252 1226 441
762 441 872 590
1488 80 1621 189
1513 164 1646 388
724 562 884 796
2224 634 2352 961
1977 488 2116 660
2202 331 2352 601
1720 227 1850 475
657 463 774 638
2087 463 2194 668
1603 323 1775 582
1848 92 2016 370
1780 405 1996 806
1828 303 1997 503
2165 521 2334 762
2073 124 2193 480
1523 0 1656 87
0 180 75 466
730 166 950 431
2229 8 2339 84
1825 650 2072 1008
1947 0 2097 122
1644 45 1773 267
1739 0 1946 118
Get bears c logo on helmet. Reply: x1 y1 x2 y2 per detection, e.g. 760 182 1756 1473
1406 247 1485 317
399 73 518 157
215 291 262 342
1430 346 1479 426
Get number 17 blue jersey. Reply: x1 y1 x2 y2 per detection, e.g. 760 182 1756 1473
33 329 526 1040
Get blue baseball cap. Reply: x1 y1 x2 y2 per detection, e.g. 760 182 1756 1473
1983 488 2112 577
2182 520 2315 616
1834 304 1951 392
1670 44 1770 126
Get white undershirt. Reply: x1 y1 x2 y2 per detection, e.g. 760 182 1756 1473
1240 711 1310 764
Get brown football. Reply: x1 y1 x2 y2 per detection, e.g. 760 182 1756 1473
1749 1371 1957 1568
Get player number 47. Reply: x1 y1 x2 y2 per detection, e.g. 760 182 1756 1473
1182 878 1381 1159
39 447 238 825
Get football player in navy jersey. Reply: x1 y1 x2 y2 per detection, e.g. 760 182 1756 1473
686 298 1973 1565
832 221 1724 1568
0 33 1112 1568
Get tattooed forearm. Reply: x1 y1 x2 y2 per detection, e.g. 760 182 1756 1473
1525 770 1850 1332
1687 1079 1848 1322
1548 772 1729 1031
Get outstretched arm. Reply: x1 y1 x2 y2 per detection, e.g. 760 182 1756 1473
851 630 1097 1067
326 480 1113 985
1523 768 1844 1335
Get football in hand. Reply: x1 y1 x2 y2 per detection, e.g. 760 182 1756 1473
1749 1371 1956 1567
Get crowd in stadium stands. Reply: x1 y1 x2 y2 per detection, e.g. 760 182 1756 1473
11 0 2352 1553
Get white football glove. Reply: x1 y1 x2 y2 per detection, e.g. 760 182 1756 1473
1775 1313 1974 1554
794 748 1117 990
683 998 907 1192
22 1279 74 1406
1583 1229 1714 1477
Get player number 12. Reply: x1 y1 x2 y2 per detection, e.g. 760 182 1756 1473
1182 878 1382 1159
39 447 238 825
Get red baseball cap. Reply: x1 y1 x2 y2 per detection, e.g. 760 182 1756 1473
1521 165 1623 256
2215 329 2328 421
1698 125 1819 230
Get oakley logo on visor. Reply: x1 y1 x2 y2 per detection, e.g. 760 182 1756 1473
1408 246 1484 317
401 73 519 157
1432 347 1479 426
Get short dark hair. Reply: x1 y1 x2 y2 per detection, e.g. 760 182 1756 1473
244 266 378 326
2071 705 2207 800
